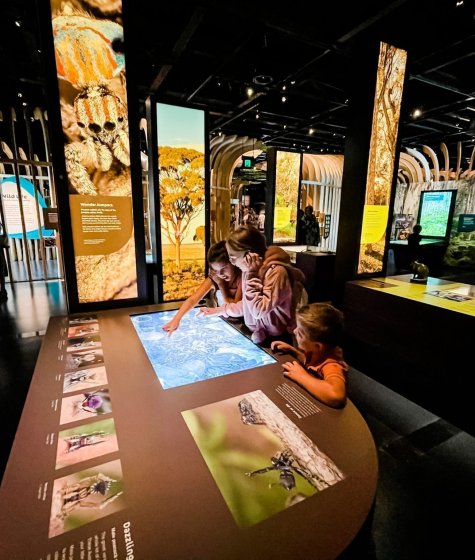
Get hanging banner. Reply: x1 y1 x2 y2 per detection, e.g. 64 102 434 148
273 151 301 243
49 0 138 303
156 103 206 301
357 42 407 274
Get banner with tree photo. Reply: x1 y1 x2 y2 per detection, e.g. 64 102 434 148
156 104 206 301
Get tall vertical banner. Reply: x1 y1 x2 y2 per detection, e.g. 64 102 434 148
49 0 138 303
273 151 301 243
156 103 206 301
357 42 407 274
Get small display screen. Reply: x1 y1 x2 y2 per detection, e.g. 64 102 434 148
417 190 456 238
131 310 276 389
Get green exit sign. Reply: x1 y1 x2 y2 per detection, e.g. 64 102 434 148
242 156 255 169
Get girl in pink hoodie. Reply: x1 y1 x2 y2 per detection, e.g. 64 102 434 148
199 226 306 345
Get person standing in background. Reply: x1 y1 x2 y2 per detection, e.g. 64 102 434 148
301 205 321 247
407 224 423 265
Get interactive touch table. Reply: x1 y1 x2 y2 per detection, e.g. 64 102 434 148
0 303 377 560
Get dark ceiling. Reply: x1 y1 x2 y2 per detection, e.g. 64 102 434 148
2 0 475 162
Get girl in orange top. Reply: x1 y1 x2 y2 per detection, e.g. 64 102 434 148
271 303 348 408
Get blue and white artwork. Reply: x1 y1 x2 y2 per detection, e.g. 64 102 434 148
131 310 276 389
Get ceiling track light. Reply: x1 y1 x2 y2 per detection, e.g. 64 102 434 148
309 127 315 135
281 96 287 103
246 87 254 98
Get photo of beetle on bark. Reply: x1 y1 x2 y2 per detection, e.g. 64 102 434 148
182 390 344 527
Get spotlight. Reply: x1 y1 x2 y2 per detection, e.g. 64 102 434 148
309 128 315 135
290 80 296 85
246 87 254 97
283 125 287 130
281 96 287 103
255 112 260 119
412 108 422 118
282 85 287 91
15 20 21 27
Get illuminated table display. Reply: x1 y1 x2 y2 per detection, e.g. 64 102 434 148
0 305 377 560
131 310 276 388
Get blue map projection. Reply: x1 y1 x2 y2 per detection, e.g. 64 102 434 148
131 310 276 389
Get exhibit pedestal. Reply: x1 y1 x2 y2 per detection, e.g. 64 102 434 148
344 275 475 435
295 251 336 302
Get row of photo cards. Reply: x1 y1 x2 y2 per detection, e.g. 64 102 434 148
49 315 125 539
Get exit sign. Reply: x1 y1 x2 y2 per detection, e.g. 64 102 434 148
242 156 255 169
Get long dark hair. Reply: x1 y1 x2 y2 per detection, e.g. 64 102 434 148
227 226 267 257
207 240 229 264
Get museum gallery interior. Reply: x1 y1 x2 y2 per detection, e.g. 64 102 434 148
1 1 475 559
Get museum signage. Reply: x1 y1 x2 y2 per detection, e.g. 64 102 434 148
48 0 139 304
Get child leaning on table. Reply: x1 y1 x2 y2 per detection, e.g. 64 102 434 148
271 303 348 408
162 241 242 335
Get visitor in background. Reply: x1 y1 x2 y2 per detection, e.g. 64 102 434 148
301 205 321 247
296 208 305 244
162 241 242 334
407 224 423 264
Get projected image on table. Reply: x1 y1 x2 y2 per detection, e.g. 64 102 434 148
67 334 102 352
131 311 276 389
182 390 344 527
65 348 104 370
48 459 124 538
69 315 98 325
68 322 99 339
60 389 112 425
63 366 108 394
56 418 119 469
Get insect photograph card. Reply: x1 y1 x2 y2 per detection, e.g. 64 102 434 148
48 459 125 538
67 322 100 339
69 315 98 325
182 390 344 527
65 348 104 371
66 334 102 352
60 389 112 425
63 366 109 394
55 418 119 469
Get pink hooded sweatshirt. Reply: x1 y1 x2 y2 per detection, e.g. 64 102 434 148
222 246 306 344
